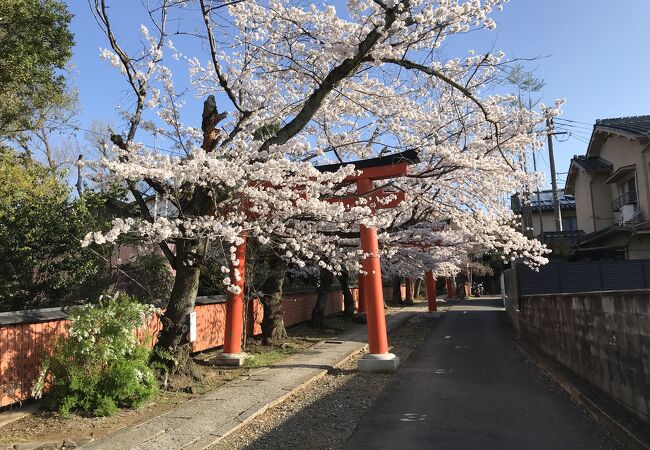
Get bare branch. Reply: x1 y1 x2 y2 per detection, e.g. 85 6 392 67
198 0 247 114
373 57 515 170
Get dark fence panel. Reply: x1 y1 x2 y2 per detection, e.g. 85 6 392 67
516 264 561 295
515 260 650 295
599 260 645 291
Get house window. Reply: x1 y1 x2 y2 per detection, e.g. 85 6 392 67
562 217 578 231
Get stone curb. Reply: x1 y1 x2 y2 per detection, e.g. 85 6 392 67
207 342 368 448
0 404 40 430
515 340 649 450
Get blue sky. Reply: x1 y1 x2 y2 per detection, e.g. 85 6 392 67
65 0 650 190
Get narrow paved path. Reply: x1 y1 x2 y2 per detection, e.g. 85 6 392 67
345 299 621 450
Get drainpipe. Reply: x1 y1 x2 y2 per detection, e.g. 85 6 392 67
589 176 598 232
641 144 650 218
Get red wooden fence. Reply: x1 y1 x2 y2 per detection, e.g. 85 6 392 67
0 288 358 408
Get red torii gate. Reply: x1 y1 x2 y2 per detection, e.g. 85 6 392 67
314 150 418 371
395 240 443 314
219 150 418 372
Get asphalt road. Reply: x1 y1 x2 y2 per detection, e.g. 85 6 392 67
344 299 622 450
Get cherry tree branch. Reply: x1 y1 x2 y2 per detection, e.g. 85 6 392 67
370 56 515 170
258 5 402 154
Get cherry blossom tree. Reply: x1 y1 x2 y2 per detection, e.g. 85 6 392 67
84 0 554 370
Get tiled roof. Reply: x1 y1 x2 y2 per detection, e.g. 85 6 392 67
595 115 650 138
511 190 576 212
315 149 419 173
571 156 612 172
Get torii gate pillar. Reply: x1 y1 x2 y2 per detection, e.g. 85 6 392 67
356 177 399 372
446 277 455 299
405 277 412 302
316 151 418 371
219 233 248 366
425 270 438 312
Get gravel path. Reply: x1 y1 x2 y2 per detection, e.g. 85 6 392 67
211 313 438 450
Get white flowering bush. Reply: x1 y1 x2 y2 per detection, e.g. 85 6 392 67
32 293 160 416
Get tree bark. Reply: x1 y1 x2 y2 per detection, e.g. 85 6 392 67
75 154 83 197
392 276 403 305
448 276 457 299
311 268 334 329
414 277 423 299
337 269 356 319
260 252 288 344
153 238 206 374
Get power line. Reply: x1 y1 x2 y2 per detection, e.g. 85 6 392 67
65 230 156 299
555 127 591 139
555 124 592 136
556 124 591 133
567 133 590 145
557 123 591 136
555 125 594 134
555 117 593 126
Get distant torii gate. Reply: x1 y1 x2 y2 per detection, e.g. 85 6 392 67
316 150 418 371
394 235 445 314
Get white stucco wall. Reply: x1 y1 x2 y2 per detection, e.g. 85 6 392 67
572 170 597 234
597 135 649 223
530 210 576 236
627 234 650 260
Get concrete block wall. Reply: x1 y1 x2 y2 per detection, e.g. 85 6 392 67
503 268 519 330
519 290 650 424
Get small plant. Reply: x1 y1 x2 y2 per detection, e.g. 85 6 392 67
32 293 160 416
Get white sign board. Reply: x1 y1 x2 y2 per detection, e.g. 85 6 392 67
188 311 197 342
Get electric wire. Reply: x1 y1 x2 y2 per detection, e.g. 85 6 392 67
555 117 594 126
554 122 594 132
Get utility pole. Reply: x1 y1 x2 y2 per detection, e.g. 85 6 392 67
546 117 563 232
520 152 534 238
531 151 544 236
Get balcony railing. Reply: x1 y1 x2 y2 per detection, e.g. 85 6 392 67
611 190 637 211
539 230 585 245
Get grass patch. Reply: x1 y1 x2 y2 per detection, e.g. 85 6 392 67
243 347 301 368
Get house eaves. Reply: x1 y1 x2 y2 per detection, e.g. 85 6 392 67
576 220 650 247
564 156 612 194
594 115 650 139
586 115 650 157
604 164 636 184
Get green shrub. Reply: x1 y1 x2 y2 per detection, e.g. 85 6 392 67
32 293 160 416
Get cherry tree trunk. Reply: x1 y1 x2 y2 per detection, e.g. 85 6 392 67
311 268 334 329
337 269 356 319
260 253 288 344
414 277 423 299
153 238 207 374
392 276 403 305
